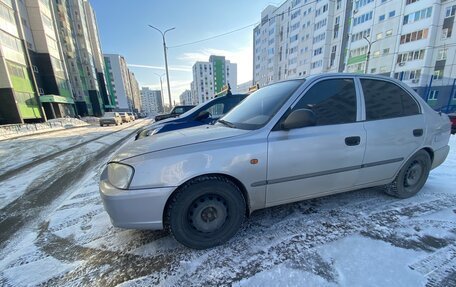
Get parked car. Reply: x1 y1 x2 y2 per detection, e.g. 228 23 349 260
135 93 248 140
120 112 131 123
100 74 451 249
449 113 456 134
154 105 195 122
127 112 136 121
99 112 122 126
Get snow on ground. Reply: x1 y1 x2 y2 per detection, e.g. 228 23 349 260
0 135 455 286
0 118 88 140
0 121 148 209
0 120 145 175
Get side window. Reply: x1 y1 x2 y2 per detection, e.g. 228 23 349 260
361 79 420 120
205 102 225 116
292 78 357 126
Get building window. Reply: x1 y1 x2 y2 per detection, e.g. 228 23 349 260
437 49 447 60
354 0 374 10
428 90 439 100
353 11 373 26
389 11 395 18
400 28 428 44
446 5 456 18
386 30 393 37
379 15 385 22
433 70 443 80
403 7 432 25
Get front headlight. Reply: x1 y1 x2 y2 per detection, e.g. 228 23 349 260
107 163 134 189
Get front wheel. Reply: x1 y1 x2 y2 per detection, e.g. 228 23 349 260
166 176 246 249
384 150 431 198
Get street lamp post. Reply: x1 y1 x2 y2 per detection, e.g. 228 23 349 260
153 72 165 113
148 25 175 112
363 36 378 74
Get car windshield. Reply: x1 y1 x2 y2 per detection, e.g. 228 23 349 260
218 80 304 130
104 112 116 117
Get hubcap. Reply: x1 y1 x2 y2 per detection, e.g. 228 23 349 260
404 161 423 187
188 195 228 233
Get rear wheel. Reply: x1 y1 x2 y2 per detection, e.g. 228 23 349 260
384 150 431 198
166 176 246 249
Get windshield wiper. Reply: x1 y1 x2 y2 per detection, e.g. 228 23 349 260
218 119 236 128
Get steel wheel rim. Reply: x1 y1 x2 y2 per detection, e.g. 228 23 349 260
188 194 228 233
404 160 423 188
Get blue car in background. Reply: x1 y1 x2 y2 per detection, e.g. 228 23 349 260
135 93 248 140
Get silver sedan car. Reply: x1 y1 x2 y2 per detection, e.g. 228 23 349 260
100 74 451 249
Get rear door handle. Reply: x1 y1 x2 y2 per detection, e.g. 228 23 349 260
345 136 361 146
413 129 423 137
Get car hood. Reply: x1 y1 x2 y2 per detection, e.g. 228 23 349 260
112 125 250 162
147 116 187 128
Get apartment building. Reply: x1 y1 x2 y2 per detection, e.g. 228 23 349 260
140 87 163 115
253 0 351 87
190 55 237 105
128 71 141 113
345 0 456 109
254 0 456 110
83 0 112 111
179 89 192 105
104 54 138 112
0 0 45 124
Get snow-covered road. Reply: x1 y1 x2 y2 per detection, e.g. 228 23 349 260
0 134 455 286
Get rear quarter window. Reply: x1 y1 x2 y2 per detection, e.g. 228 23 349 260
361 79 420 121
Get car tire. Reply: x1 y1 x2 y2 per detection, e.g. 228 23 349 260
166 176 246 249
100 123 104 127
384 150 431 198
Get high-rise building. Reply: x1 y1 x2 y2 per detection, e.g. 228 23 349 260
104 53 137 112
141 87 163 115
345 0 456 110
83 0 112 111
190 55 237 105
0 0 46 124
65 0 104 116
253 0 351 87
128 71 141 113
179 90 192 105
254 0 456 109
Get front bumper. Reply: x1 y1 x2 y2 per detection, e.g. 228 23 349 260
431 145 450 170
99 169 175 230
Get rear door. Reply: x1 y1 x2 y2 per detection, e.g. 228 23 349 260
357 78 425 185
266 77 367 205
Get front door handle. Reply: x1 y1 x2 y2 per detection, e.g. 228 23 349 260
413 129 423 137
345 136 361 146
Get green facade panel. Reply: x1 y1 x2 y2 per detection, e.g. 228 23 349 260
7 62 42 119
347 54 367 65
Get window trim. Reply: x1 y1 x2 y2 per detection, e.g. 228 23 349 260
357 76 422 122
272 77 361 130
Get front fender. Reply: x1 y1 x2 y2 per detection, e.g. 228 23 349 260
123 137 268 211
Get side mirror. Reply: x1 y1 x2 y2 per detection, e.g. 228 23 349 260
195 110 210 121
282 109 316 130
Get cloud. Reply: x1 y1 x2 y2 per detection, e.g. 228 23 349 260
178 46 253 84
128 64 192 72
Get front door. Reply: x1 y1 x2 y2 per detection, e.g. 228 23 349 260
266 78 366 206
